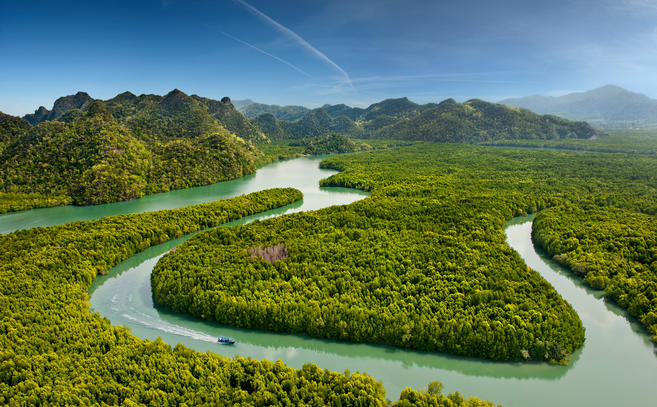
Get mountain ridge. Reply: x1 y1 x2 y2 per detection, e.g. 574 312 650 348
250 97 599 142
2 90 265 206
23 90 266 144
500 85 657 128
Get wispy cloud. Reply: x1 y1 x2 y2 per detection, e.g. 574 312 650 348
288 71 519 98
626 0 657 10
350 72 515 84
233 0 352 87
222 32 310 77
608 0 657 13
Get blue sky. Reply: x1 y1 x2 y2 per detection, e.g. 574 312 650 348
2 0 657 116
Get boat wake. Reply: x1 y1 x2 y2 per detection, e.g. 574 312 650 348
121 310 218 343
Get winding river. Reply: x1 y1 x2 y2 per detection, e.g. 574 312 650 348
1 156 656 406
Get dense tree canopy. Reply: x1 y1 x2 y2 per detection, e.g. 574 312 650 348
533 205 657 342
484 129 657 155
153 143 657 363
0 187 496 405
0 99 261 206
23 89 266 144
250 98 599 143
240 102 310 121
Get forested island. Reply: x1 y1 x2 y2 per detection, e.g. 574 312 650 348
533 205 657 342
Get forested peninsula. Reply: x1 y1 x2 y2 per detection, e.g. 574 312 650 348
0 187 497 406
533 205 657 342
154 143 657 362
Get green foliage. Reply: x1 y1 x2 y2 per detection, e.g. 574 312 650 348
1 106 152 204
146 131 257 194
0 192 71 214
1 94 262 207
484 129 657 154
191 95 268 144
251 98 599 143
251 109 364 141
0 112 30 152
24 89 267 144
105 89 244 143
240 102 310 121
288 134 367 155
0 187 495 405
255 139 309 164
395 384 498 407
256 135 381 166
374 99 599 142
359 97 429 124
250 113 291 142
533 205 657 342
151 143 657 362
322 103 365 121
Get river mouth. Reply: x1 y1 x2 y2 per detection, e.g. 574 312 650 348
5 155 655 406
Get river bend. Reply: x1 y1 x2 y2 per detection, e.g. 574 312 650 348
2 156 655 406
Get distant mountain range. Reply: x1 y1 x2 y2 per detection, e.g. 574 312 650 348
246 97 598 142
499 85 657 129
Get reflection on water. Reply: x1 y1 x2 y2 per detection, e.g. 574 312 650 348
12 156 656 406
92 210 657 406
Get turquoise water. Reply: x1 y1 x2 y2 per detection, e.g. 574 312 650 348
4 156 656 405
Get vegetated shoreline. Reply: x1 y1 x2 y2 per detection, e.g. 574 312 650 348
0 186 498 406
88 156 657 407
0 135 374 216
482 129 657 155
152 144 602 364
532 206 657 343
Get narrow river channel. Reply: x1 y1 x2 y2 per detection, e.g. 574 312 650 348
2 156 656 406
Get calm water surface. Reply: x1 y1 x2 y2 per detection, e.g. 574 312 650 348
3 157 656 405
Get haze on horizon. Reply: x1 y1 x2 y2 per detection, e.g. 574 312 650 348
2 0 657 116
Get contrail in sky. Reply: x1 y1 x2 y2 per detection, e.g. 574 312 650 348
222 32 311 77
233 0 353 87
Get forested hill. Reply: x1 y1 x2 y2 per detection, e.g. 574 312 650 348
251 108 364 140
250 97 598 142
0 112 30 152
23 89 266 144
0 98 261 206
375 98 599 141
240 102 310 121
